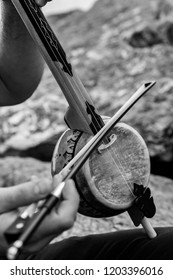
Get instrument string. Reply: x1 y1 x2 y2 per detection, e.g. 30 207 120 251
112 128 140 197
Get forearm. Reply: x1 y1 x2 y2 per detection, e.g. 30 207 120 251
0 1 44 105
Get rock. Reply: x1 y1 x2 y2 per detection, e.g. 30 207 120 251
157 20 173 45
0 129 64 162
0 86 67 161
0 157 51 187
166 22 173 44
128 26 163 48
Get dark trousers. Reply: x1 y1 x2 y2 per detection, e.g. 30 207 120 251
22 227 173 260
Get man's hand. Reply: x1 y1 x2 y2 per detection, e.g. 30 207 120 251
0 176 79 257
35 0 52 7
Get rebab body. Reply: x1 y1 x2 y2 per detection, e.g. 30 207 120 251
52 120 150 217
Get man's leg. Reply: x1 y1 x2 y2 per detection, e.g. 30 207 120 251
24 227 173 260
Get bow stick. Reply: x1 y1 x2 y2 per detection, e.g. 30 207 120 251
6 81 156 260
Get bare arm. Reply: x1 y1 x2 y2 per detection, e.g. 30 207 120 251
0 0 48 106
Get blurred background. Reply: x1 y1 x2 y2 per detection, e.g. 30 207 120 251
43 0 97 15
0 0 173 240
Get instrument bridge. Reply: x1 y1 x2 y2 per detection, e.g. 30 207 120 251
98 134 117 153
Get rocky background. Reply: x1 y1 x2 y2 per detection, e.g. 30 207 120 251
0 0 173 240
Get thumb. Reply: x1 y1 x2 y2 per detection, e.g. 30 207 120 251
0 176 53 213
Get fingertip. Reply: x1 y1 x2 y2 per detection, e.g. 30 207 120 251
35 0 46 7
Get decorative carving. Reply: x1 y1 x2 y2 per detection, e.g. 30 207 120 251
20 0 73 76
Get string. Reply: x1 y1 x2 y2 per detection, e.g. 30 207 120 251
111 125 143 197
26 0 138 199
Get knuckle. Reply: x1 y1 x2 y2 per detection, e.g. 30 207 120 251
33 178 52 198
